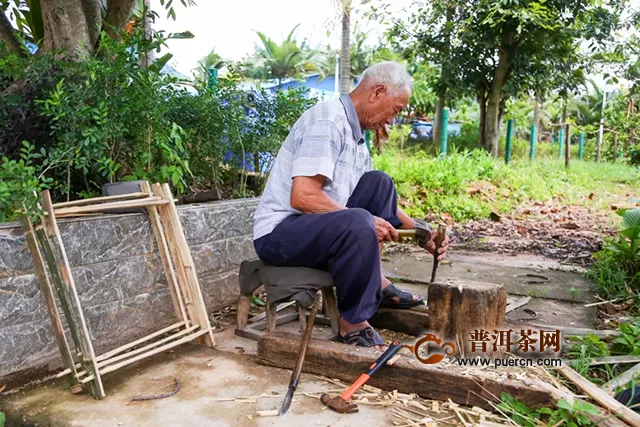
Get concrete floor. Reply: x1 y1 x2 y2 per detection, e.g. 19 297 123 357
1 250 600 426
382 249 597 329
1 332 395 427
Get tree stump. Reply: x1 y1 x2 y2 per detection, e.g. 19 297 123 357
428 280 507 358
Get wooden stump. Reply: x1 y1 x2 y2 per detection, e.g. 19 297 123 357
428 280 507 358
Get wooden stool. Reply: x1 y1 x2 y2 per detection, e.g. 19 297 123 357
235 260 340 340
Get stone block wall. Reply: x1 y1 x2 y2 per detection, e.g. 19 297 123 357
0 198 259 382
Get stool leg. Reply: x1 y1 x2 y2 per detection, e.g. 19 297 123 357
236 293 252 329
322 287 340 335
266 301 278 333
298 303 307 336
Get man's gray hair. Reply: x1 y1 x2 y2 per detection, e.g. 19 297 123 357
358 61 413 96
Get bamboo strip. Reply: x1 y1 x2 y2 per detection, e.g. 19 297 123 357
21 214 82 393
558 365 640 426
57 322 188 379
80 329 209 380
139 181 188 326
52 192 148 209
53 198 167 216
159 183 214 347
98 325 199 368
153 184 198 330
95 321 186 363
42 190 106 399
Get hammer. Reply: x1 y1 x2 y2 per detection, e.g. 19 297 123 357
320 340 403 413
397 224 447 283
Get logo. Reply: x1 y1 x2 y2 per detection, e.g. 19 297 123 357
403 333 456 365
405 329 564 368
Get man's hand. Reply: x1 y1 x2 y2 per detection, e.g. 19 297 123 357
414 219 450 261
374 216 398 242
424 231 450 262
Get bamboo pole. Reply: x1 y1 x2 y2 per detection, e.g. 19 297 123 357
97 325 199 368
96 321 186 362
56 321 188 378
53 197 167 216
41 190 106 399
79 329 209 381
557 365 640 426
152 184 198 331
155 183 214 347
139 181 188 326
21 214 82 393
52 192 148 209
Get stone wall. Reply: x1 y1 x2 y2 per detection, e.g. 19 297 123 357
0 198 259 382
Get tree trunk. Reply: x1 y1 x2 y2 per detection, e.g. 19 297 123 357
613 133 618 162
0 9 26 57
40 0 95 59
478 88 487 150
139 0 153 67
484 48 511 156
433 96 445 143
103 0 136 40
533 93 541 143
339 0 351 95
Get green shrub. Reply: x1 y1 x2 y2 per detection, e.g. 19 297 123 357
588 208 640 313
0 28 315 219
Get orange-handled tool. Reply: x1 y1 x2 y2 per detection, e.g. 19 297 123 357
321 340 404 413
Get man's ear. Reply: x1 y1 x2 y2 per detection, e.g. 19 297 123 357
368 84 386 102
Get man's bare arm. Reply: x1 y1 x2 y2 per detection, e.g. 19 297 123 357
290 175 345 213
290 175 398 241
397 207 415 229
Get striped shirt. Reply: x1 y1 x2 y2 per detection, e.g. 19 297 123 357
252 94 372 240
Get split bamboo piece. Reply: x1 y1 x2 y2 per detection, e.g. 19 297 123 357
53 197 167 216
80 329 209 381
139 181 188 325
41 190 106 399
52 192 148 209
155 183 215 347
557 365 640 426
21 214 82 394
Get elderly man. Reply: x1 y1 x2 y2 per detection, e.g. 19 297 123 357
252 61 449 350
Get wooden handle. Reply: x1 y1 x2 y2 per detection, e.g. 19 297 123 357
397 229 415 238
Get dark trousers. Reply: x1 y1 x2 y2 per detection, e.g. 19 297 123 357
253 171 403 324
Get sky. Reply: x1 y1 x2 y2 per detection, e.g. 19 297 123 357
151 0 410 78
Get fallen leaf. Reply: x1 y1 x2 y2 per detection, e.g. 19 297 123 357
0 384 6 393
516 225 528 235
439 212 454 225
588 192 595 200
560 222 580 230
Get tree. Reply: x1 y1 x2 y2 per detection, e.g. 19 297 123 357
244 24 324 88
382 0 627 155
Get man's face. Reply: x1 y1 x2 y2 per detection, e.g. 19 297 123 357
364 84 410 132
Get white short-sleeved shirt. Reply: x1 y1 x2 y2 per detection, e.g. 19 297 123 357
252 94 372 240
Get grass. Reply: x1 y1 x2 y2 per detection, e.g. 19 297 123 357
373 146 639 222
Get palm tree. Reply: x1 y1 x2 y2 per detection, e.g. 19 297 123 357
246 24 324 89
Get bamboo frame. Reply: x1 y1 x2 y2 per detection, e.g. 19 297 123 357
22 181 214 399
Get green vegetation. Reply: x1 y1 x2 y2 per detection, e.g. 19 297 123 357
498 392 598 426
373 145 639 222
587 209 640 313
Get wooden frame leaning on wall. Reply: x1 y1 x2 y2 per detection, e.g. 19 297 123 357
20 181 215 399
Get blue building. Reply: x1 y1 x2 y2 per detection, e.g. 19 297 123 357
258 74 358 101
